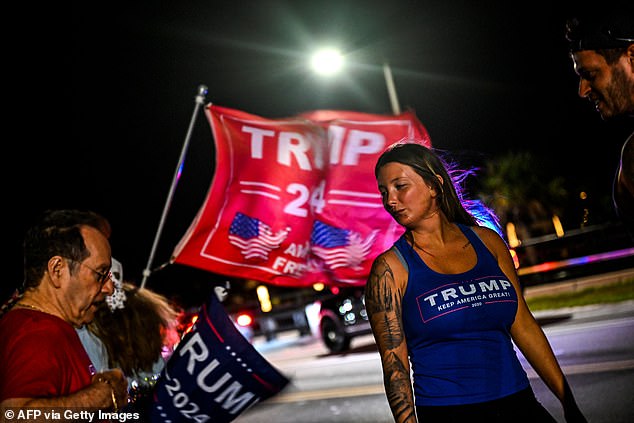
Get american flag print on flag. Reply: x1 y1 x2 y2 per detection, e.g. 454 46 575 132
229 212 291 260
311 220 378 271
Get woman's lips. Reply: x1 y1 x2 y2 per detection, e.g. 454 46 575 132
391 209 406 218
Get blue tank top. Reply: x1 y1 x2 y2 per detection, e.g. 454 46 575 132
394 224 529 406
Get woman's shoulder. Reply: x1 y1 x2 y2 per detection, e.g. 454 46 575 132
469 225 513 264
470 225 507 248
369 246 408 286
373 244 405 266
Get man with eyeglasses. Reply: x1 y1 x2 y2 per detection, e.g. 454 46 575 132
0 209 128 415
565 5 634 237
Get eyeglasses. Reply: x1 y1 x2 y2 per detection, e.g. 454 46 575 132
68 259 112 286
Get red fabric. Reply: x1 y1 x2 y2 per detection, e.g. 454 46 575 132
0 309 94 401
172 106 431 287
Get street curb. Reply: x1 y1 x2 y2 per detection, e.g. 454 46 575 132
523 267 634 300
532 298 634 317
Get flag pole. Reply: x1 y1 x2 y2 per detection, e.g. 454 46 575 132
140 85 208 288
382 61 401 115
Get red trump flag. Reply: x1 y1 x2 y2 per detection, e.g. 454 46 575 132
171 105 431 287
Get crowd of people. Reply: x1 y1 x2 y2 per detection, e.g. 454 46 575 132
1 4 631 423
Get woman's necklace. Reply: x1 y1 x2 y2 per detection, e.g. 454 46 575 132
411 235 472 256
407 233 436 257
412 240 435 257
421 208 440 220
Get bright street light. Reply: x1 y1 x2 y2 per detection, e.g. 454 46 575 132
309 48 401 115
310 48 344 76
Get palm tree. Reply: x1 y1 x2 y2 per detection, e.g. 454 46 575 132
477 151 568 242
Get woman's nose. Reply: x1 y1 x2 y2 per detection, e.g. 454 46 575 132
385 193 397 208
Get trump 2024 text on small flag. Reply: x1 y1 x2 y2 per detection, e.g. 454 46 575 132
150 292 290 423
171 105 431 287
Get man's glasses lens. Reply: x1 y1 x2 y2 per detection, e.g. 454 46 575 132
68 259 112 285
94 269 112 285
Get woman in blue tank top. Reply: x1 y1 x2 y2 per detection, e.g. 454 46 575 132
366 142 587 422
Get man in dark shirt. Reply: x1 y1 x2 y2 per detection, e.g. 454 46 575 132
565 6 634 234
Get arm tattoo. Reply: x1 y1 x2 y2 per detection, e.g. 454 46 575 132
385 351 417 422
366 257 416 422
366 257 404 349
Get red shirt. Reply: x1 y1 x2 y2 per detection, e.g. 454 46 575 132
0 308 94 401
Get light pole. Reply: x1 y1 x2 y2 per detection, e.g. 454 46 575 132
310 48 401 115
382 61 401 115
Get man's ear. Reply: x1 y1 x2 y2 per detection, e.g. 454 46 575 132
47 256 66 288
627 44 634 70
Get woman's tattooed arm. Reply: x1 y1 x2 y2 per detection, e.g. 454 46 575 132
366 254 417 423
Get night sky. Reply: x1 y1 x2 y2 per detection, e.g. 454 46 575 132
7 0 633 305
